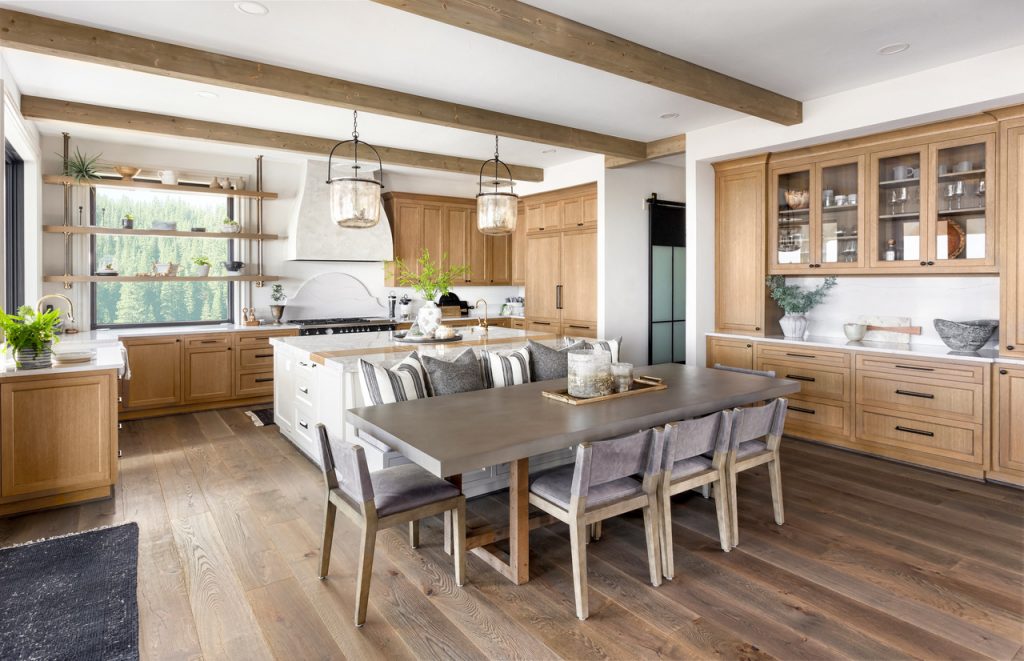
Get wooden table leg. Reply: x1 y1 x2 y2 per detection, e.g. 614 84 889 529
444 474 463 555
509 457 529 584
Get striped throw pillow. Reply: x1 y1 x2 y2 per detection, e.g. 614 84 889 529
358 353 430 405
481 347 531 388
565 337 622 363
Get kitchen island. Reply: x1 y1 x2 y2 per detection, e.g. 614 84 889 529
271 326 571 496
0 341 125 516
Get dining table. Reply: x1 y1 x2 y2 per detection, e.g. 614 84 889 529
345 362 800 585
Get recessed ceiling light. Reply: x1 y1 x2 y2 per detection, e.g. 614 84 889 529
878 42 910 56
234 1 269 16
659 112 679 120
196 90 219 99
541 148 557 154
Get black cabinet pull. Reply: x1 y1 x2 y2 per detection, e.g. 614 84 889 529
920 261 927 266
299 387 309 394
788 405 816 415
786 374 816 382
895 389 934 399
255 377 273 383
1009 345 1016 351
555 284 563 310
745 344 752 348
200 339 220 344
927 261 935 266
895 364 934 372
298 421 309 430
568 325 589 330
255 353 273 358
754 326 761 331
786 352 816 358
1000 369 1009 375
896 425 934 438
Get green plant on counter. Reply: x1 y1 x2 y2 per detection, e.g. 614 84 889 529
395 249 470 301
192 256 212 266
765 275 838 314
221 217 238 226
60 147 104 183
0 306 62 357
271 284 286 303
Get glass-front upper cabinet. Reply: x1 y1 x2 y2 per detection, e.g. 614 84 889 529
817 156 865 269
769 164 813 272
870 146 927 268
929 135 994 268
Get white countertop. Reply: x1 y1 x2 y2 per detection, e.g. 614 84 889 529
707 331 1024 365
0 341 126 377
55 322 300 345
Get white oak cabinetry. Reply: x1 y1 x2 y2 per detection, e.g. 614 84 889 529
996 108 1024 357
990 364 1024 486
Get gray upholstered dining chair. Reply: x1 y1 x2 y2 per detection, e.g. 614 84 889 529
724 399 788 548
528 429 664 620
713 363 777 378
658 411 733 580
316 423 467 627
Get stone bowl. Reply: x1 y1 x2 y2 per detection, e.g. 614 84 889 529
933 319 999 352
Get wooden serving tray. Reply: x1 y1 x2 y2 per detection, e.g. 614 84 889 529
542 376 666 405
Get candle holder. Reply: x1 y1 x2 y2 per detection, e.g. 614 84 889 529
567 350 613 399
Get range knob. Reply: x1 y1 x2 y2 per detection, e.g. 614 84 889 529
325 328 334 335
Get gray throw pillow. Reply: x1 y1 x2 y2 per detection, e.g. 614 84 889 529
421 349 485 396
527 340 586 382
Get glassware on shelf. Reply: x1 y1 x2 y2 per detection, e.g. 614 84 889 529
953 180 965 210
977 179 986 202
945 183 956 211
894 187 909 214
884 239 897 262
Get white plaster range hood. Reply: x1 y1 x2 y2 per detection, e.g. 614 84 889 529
286 159 394 261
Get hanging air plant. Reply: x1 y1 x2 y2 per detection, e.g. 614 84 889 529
59 147 104 183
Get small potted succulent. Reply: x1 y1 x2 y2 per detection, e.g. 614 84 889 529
765 275 838 339
270 284 287 325
121 212 135 229
219 216 240 233
192 256 212 277
0 306 62 369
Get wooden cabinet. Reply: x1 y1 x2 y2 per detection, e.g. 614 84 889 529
0 370 118 516
714 156 780 335
706 336 754 370
184 336 233 403
990 364 1024 486
560 229 598 323
122 335 181 409
998 115 1024 357
526 183 597 234
526 233 562 321
511 201 528 284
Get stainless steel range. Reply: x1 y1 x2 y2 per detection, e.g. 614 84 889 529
293 317 397 336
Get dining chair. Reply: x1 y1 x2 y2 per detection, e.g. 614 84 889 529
658 411 733 580
315 423 467 627
724 398 788 548
713 363 777 378
529 429 664 620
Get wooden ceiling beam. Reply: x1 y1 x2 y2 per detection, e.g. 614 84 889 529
20 96 546 182
605 134 686 169
373 0 802 126
0 8 646 159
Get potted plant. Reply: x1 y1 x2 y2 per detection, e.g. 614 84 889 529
395 249 470 336
270 284 287 325
220 217 240 233
0 306 62 369
121 212 135 229
192 256 212 277
60 147 103 183
765 275 838 339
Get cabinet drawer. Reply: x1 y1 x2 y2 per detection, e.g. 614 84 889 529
857 372 984 423
235 329 297 347
236 371 275 398
184 334 231 348
756 360 850 402
855 354 984 384
707 337 754 370
526 320 558 335
784 399 851 441
294 371 315 406
511 319 525 330
562 321 597 338
237 346 275 371
294 400 317 441
857 408 983 465
757 343 850 368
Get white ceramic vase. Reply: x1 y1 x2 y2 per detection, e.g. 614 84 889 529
194 264 211 277
417 301 443 336
779 313 808 339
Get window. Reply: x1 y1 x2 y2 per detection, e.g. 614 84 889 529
4 142 25 314
90 187 234 328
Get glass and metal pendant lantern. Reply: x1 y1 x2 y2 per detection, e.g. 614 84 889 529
326 110 383 228
476 135 518 236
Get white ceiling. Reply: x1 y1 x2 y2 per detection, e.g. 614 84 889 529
4 0 1024 174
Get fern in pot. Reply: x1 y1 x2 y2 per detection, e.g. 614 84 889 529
0 306 62 369
765 276 838 339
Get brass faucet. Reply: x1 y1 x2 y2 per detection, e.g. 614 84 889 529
35 294 78 333
474 299 489 331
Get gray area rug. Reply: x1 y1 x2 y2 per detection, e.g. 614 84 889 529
0 522 139 661
246 407 276 427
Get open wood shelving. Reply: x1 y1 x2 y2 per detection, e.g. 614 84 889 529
42 174 279 199
42 225 280 240
43 275 280 284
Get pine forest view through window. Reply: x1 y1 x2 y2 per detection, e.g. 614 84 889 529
92 187 233 327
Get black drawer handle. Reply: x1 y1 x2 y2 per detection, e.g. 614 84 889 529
200 339 221 344
255 353 273 358
788 405 816 415
896 425 934 438
255 377 273 383
533 321 551 326
895 389 934 399
298 421 309 430
895 364 934 372
786 352 816 358
786 374 816 382
1000 369 1009 375
568 325 590 330
299 387 309 394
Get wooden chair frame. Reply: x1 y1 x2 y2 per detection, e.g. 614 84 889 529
725 399 788 548
316 424 467 627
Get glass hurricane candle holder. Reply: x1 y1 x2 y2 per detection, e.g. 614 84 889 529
610 362 634 393
567 349 613 399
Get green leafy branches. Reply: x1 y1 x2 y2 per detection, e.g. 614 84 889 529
0 306 63 355
395 249 470 301
271 284 286 303
765 275 838 315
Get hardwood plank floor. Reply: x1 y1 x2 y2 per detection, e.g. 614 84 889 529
0 407 1021 660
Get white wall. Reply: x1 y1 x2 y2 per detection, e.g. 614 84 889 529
686 44 1024 364
603 161 685 365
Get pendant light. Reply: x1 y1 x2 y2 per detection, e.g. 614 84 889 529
476 135 518 236
326 110 383 228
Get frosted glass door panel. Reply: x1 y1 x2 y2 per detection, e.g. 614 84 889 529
651 246 672 322
651 323 672 365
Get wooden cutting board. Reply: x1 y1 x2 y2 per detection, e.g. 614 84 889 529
860 315 914 343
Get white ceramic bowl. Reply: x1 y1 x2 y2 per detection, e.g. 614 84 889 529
843 323 867 341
